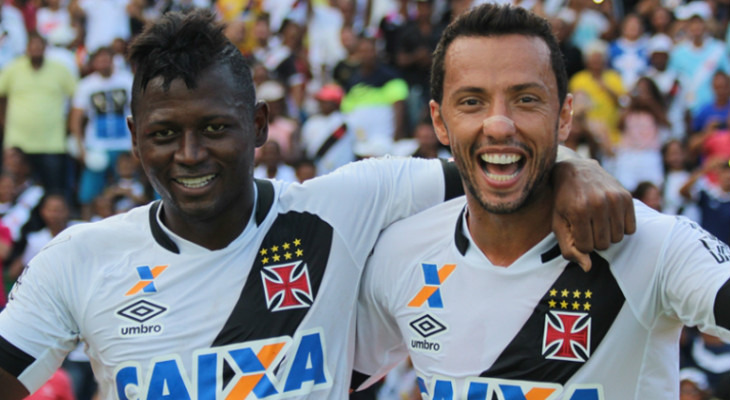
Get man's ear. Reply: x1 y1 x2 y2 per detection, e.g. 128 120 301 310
430 100 450 146
254 101 269 147
127 116 140 160
558 93 573 143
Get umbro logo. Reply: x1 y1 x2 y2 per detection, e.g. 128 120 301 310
117 299 167 323
409 314 447 353
409 314 447 338
116 299 167 337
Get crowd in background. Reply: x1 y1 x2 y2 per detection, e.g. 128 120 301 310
0 0 728 399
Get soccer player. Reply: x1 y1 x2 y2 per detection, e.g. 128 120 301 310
0 9 634 399
353 4 730 399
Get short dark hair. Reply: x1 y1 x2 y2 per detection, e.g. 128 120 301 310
430 4 567 106
128 9 255 117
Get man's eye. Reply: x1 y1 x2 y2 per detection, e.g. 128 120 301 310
518 96 539 104
152 129 175 138
205 124 226 132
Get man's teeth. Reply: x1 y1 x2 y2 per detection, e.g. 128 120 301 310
480 153 522 181
480 153 522 164
484 170 519 181
177 175 215 188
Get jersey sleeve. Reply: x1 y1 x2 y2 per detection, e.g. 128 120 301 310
287 157 459 263
658 217 730 338
354 243 410 389
0 238 81 393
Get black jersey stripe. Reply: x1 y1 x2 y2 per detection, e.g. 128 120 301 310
441 159 464 201
212 211 333 345
715 277 730 330
0 335 35 377
480 253 625 384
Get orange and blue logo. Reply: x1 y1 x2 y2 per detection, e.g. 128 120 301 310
408 263 455 308
125 265 168 296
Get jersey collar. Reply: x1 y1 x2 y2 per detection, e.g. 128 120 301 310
148 179 276 254
453 205 563 263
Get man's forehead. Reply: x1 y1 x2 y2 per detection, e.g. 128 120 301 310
442 35 554 89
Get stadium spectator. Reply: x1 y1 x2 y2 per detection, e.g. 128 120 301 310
645 33 686 139
608 13 649 89
101 151 148 214
254 140 297 182
0 3 28 70
569 39 626 146
254 80 300 163
0 147 44 243
300 83 354 175
69 46 133 221
669 2 730 117
690 71 730 141
332 25 360 89
341 35 409 150
549 14 584 80
393 0 444 129
680 157 730 244
0 33 76 199
632 180 663 211
661 139 701 221
69 0 132 54
613 76 667 190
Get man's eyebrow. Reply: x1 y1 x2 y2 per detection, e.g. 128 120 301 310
508 82 548 93
452 86 486 95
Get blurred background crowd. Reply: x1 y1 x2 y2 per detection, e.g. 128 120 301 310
0 0 728 399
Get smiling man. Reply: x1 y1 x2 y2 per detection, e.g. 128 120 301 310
354 4 730 399
0 8 637 400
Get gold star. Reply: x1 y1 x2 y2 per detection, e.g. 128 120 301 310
262 257 269 264
296 249 303 257
584 302 591 311
273 254 281 262
283 242 290 250
573 290 581 299
285 252 292 260
572 301 580 310
561 289 569 297
560 300 568 309
293 238 301 246
271 245 279 253
549 289 557 297
260 248 268 256
585 290 593 299
548 299 557 308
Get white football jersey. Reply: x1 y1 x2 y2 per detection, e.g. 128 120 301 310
0 157 458 399
355 199 730 399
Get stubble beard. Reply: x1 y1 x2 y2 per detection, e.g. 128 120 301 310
459 143 557 215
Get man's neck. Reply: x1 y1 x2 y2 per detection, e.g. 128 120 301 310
160 193 255 250
465 190 554 267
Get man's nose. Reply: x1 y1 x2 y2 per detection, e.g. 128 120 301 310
175 131 208 164
482 108 516 139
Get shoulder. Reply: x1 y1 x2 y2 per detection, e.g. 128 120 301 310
374 197 464 256
39 204 152 257
601 200 683 259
